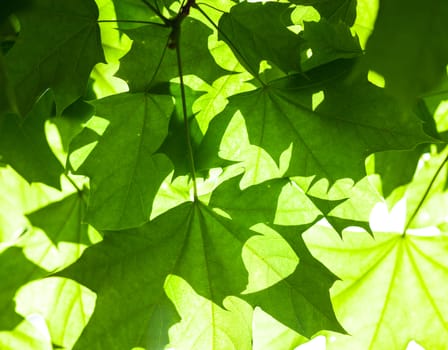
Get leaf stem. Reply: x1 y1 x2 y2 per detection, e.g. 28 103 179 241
63 172 88 203
402 152 448 235
97 19 167 26
175 35 199 200
141 0 167 21
195 2 226 14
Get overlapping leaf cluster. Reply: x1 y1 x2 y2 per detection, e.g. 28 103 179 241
1 0 448 349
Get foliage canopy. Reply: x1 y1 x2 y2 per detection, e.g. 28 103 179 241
1 0 448 349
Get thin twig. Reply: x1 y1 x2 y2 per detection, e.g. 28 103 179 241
175 40 199 200
97 19 167 26
403 153 448 235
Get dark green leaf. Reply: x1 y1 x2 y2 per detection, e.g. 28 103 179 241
208 176 344 335
209 175 288 226
243 224 344 337
4 0 104 115
51 99 96 152
117 17 227 92
218 2 302 77
363 0 448 103
58 200 254 349
112 0 163 28
300 19 362 71
71 92 174 230
158 83 205 176
27 193 91 246
0 0 31 24
290 0 357 25
0 53 15 115
200 60 433 183
0 92 63 188
375 148 423 197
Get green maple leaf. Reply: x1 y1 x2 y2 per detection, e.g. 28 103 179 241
0 53 14 115
0 247 46 330
305 149 448 349
158 83 206 176
200 60 432 183
111 0 160 26
290 0 357 25
4 0 104 116
0 92 63 188
58 175 344 348
218 2 302 77
374 148 424 198
117 17 227 91
165 275 253 350
363 0 448 103
300 19 362 71
242 224 344 338
26 193 91 246
57 201 252 349
13 277 96 350
70 92 174 230
111 0 176 28
2 0 448 348
306 226 448 349
208 177 347 336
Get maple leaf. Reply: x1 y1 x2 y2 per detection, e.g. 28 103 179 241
57 201 252 349
363 0 448 103
200 60 432 183
69 92 174 230
299 19 362 71
0 53 14 115
208 176 350 335
14 277 96 350
290 0 357 25
26 193 92 246
0 247 46 330
4 0 104 116
305 149 448 349
1 1 447 349
118 17 228 91
0 92 63 188
306 224 448 349
111 0 174 28
58 174 344 349
218 2 302 77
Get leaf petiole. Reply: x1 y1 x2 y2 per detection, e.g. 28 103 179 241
402 152 448 235
97 19 167 26
63 172 88 203
174 29 199 200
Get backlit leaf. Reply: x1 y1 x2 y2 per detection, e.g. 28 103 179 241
218 2 302 77
201 61 432 183
0 247 46 330
71 92 174 230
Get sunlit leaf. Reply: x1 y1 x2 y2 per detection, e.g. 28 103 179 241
71 92 174 229
0 247 46 330
200 60 432 183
